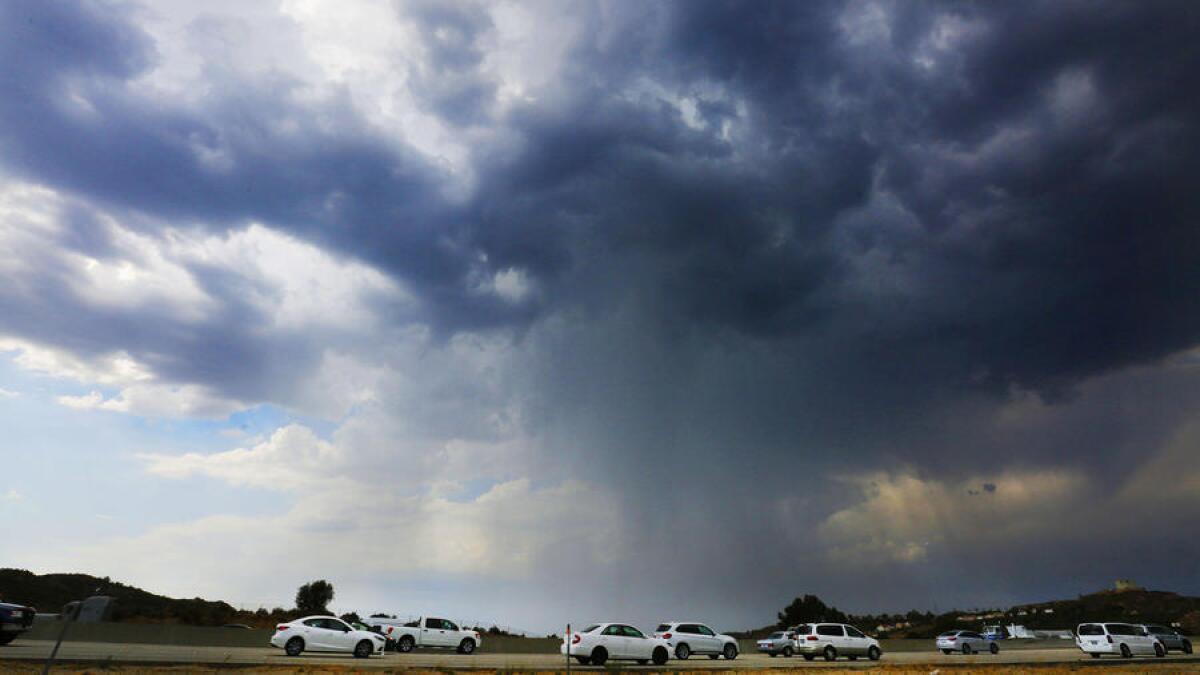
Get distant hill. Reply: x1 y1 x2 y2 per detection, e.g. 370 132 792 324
0 569 290 627
738 588 1200 639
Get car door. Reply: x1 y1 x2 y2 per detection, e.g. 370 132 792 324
601 624 629 658
328 618 357 650
621 625 650 659
695 624 720 654
844 625 869 655
1137 626 1158 654
817 624 845 652
424 618 451 647
301 618 331 650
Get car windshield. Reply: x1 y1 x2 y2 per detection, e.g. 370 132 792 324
580 625 600 634
793 624 811 634
656 624 671 632
939 631 958 637
768 632 786 639
1078 625 1104 636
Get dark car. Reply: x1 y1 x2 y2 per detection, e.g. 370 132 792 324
1141 625 1193 654
0 601 36 645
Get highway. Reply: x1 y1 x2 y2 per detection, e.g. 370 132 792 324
2 638 1200 671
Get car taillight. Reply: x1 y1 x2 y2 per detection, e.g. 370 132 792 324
387 626 394 634
807 635 818 641
277 625 289 631
663 633 672 639
572 633 581 644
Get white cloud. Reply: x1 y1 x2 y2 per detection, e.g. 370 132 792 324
0 387 18 398
141 425 346 491
58 430 622 604
0 181 416 420
2 489 21 502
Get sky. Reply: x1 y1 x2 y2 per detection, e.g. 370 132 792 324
1 0 1200 635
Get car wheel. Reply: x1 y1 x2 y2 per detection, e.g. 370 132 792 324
941 649 952 655
652 646 669 666
591 646 608 666
1120 643 1132 658
868 646 881 661
1155 642 1166 658
823 645 837 661
782 646 793 658
398 636 415 653
803 654 815 661
724 643 738 660
989 642 999 655
1183 640 1193 654
575 656 591 665
285 637 304 657
354 640 373 659
962 643 972 655
676 643 690 659
458 638 476 655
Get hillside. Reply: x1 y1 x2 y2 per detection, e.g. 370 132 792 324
737 588 1200 639
0 569 282 627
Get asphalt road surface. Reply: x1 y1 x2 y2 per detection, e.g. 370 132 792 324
2 639 1200 671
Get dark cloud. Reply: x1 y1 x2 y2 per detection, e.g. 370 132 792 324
2 0 1200 623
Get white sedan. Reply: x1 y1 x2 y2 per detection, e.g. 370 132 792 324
270 616 387 658
562 623 671 666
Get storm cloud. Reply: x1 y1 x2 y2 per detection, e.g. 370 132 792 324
2 0 1200 630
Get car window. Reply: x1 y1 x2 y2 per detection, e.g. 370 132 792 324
817 625 844 636
794 624 811 635
1146 625 1167 633
303 618 324 628
1107 624 1136 636
697 625 715 636
602 625 624 636
845 626 865 638
444 620 459 631
656 624 671 633
622 625 646 639
330 619 351 632
581 625 600 634
1078 624 1104 636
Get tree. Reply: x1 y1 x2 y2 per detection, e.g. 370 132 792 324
295 580 335 615
340 611 362 624
777 595 847 628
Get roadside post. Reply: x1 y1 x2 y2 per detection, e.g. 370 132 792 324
43 601 81 675
566 624 570 674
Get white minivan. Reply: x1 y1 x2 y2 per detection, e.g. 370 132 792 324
793 623 882 661
1076 623 1165 658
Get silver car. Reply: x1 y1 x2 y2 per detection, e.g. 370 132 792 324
755 630 796 657
936 630 999 655
1141 625 1193 654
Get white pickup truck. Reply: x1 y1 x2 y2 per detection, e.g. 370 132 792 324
367 617 482 654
